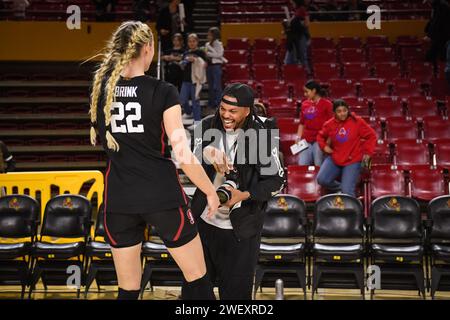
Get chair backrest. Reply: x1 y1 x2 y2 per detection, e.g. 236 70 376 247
370 196 422 241
0 195 40 238
313 194 364 240
94 203 106 239
41 194 92 238
427 195 450 242
262 194 307 238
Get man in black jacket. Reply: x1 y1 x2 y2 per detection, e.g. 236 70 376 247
189 83 285 299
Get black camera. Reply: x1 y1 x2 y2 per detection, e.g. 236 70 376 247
216 169 239 204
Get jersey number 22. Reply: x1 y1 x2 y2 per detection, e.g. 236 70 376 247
110 102 144 133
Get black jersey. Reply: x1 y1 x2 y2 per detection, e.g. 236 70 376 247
96 75 188 214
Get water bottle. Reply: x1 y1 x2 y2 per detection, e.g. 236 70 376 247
275 279 284 300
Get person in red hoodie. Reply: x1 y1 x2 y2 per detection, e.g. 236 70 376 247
296 80 333 165
316 99 376 197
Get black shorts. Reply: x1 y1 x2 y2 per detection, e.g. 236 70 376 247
103 205 198 249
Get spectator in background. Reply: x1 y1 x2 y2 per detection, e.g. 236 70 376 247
424 0 450 65
93 0 116 21
321 0 340 21
162 33 185 90
156 0 186 52
446 40 450 87
12 0 29 20
0 141 15 173
341 0 367 21
316 99 376 197
284 0 310 72
133 0 153 22
180 33 207 125
296 80 333 166
205 27 225 110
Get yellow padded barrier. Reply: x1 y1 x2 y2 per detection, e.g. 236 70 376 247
0 171 104 244
0 170 103 217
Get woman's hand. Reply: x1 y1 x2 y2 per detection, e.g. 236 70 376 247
205 191 220 219
323 145 333 154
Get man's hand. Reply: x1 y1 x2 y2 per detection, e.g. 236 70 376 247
223 186 250 209
203 146 233 175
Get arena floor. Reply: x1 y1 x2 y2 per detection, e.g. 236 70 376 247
1 284 450 300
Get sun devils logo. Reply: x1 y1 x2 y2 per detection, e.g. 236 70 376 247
333 196 345 210
304 105 318 120
8 198 20 211
388 197 401 212
336 127 350 143
186 209 195 225
63 197 74 209
277 197 289 212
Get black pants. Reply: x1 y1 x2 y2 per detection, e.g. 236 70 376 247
198 219 260 300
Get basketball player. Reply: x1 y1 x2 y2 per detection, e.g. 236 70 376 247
89 21 220 300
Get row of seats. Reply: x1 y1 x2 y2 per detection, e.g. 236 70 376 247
224 62 441 84
225 36 429 51
2 193 450 298
286 165 450 205
257 193 450 299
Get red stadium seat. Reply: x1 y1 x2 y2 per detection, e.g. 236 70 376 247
260 81 290 98
371 142 392 165
224 64 251 82
226 38 250 50
310 37 335 50
409 166 447 201
342 62 371 79
371 96 405 120
253 64 279 81
385 117 419 142
282 65 307 83
366 35 390 48
359 78 389 97
407 96 439 120
287 165 322 202
369 165 407 199
433 139 450 168
430 78 450 99
252 49 277 65
393 139 431 168
340 48 366 63
311 49 338 63
368 47 396 63
277 117 301 137
391 78 423 97
405 62 434 85
373 62 403 81
338 36 363 48
28 138 52 146
313 63 341 81
253 38 278 50
422 117 450 143
400 47 425 62
22 122 48 130
328 78 357 97
224 50 248 64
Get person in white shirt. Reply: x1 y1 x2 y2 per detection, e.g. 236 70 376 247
205 27 225 110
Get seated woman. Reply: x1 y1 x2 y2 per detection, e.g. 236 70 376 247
316 99 376 197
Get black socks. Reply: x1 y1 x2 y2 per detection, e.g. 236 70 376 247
117 287 140 300
181 273 216 300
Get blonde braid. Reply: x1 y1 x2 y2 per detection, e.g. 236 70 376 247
89 21 153 151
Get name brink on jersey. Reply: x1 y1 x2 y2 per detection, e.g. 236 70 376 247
115 86 138 98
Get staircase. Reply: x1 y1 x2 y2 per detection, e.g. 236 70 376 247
191 0 220 43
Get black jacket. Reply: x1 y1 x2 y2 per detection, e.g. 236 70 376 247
189 114 286 241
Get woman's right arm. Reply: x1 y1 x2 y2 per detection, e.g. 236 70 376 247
296 124 304 142
163 105 219 216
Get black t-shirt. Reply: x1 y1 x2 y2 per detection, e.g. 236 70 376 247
95 75 188 214
182 49 207 83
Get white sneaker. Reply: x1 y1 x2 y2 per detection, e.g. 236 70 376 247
182 113 193 120
187 121 201 131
